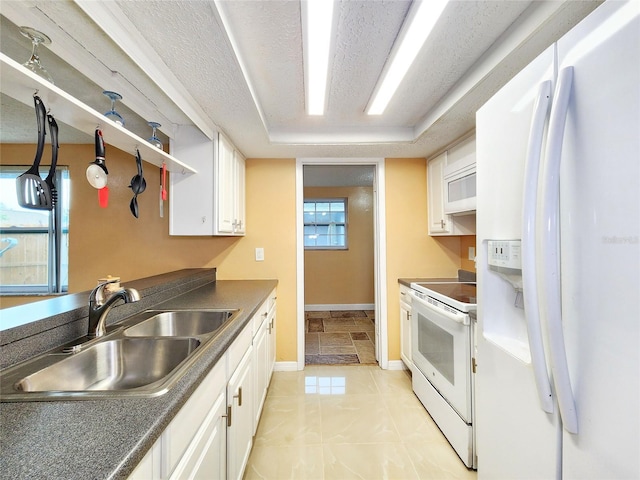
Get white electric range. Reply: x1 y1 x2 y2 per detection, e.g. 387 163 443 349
409 280 477 469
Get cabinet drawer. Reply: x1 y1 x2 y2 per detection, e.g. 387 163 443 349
227 321 252 377
252 298 270 337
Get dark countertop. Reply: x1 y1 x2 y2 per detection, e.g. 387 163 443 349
0 279 277 480
398 277 459 287
398 270 477 287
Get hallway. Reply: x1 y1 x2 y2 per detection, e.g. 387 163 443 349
305 311 376 365
243 365 477 479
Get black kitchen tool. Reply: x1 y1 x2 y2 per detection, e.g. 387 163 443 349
46 114 62 292
86 129 108 189
129 148 146 218
44 114 59 206
16 95 53 210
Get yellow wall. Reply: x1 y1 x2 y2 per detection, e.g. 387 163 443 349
385 158 462 360
2 146 470 364
460 235 477 272
213 159 298 362
303 186 374 306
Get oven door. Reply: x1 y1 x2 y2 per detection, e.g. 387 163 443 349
410 291 472 422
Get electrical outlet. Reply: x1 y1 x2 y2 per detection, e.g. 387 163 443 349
255 247 264 262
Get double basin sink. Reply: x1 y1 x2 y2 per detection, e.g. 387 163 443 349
0 309 240 401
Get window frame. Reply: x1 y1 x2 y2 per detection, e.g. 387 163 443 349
0 166 69 295
303 197 348 250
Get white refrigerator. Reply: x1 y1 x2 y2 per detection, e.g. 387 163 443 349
475 1 639 479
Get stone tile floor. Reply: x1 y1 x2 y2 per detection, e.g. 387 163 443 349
243 365 477 480
304 311 376 365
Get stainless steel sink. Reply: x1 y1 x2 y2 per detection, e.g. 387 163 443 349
124 310 236 337
0 308 242 401
15 338 201 393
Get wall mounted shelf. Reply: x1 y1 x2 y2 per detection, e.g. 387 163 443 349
0 53 197 174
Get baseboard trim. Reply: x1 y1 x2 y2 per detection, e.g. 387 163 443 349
304 303 375 311
274 361 299 372
386 360 409 371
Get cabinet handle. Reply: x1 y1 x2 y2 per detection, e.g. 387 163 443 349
440 219 446 228
268 318 273 334
234 387 243 406
223 404 232 427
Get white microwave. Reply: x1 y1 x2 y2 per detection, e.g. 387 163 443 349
443 160 476 215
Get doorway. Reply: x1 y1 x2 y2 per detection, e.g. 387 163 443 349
295 158 388 370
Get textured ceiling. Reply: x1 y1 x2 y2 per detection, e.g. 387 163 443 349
0 0 601 160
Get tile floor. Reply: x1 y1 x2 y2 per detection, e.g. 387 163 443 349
305 311 377 365
243 365 477 480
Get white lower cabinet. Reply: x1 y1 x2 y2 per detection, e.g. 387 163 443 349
399 285 413 371
226 346 254 480
252 289 277 435
252 315 268 434
128 289 277 480
266 297 276 383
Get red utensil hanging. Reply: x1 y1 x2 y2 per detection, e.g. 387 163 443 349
98 186 109 208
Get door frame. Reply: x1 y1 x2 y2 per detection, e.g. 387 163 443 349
295 157 388 370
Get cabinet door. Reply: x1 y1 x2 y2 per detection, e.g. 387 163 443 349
215 133 236 234
169 389 227 480
129 441 161 480
266 295 277 381
233 150 246 234
165 360 226 477
253 318 268 434
427 152 451 234
399 287 413 371
227 346 254 480
169 125 215 235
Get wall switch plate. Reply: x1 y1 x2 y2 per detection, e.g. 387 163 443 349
468 246 475 260
255 247 264 262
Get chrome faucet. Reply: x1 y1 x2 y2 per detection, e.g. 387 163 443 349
88 280 140 338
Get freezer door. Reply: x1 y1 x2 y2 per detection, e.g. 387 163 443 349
476 44 560 480
555 1 640 478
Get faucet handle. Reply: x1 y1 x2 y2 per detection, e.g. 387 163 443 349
90 277 120 305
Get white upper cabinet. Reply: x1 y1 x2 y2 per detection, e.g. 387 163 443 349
169 126 246 236
427 135 476 236
215 134 246 235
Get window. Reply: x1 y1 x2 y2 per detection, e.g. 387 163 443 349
0 166 70 295
303 198 347 249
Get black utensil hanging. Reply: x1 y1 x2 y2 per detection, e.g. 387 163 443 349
46 114 62 292
129 149 146 218
86 129 109 189
16 95 53 210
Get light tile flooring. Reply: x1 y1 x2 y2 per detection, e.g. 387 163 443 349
305 311 377 365
244 365 477 480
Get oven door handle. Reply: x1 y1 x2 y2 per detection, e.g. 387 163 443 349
409 291 469 326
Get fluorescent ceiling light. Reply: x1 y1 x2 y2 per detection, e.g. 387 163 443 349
303 0 335 116
367 0 449 115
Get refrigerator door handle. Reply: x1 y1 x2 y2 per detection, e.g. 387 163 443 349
541 66 579 434
522 79 554 414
